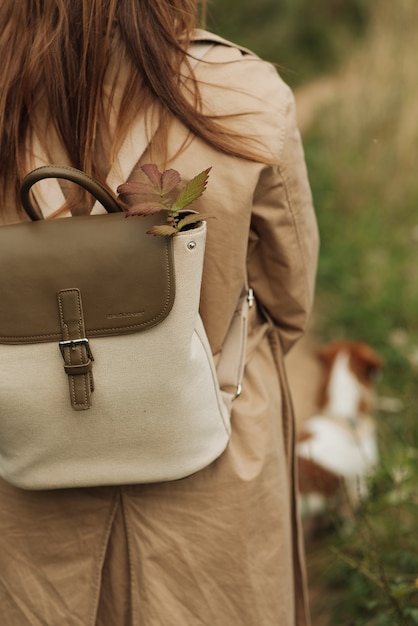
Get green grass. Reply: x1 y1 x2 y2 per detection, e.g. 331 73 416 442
207 0 370 86
303 135 418 623
301 2 418 621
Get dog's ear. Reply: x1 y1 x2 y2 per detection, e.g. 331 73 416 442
315 342 343 409
316 341 383 379
315 341 383 408
297 429 314 443
315 342 341 366
351 343 383 382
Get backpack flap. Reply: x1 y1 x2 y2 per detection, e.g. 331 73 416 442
0 212 174 344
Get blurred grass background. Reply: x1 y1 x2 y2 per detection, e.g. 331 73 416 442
208 1 418 624
207 0 370 86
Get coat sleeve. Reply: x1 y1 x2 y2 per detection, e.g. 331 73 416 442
247 84 319 354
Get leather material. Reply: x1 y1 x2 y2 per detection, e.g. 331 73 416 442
0 212 174 343
58 288 94 411
20 164 122 219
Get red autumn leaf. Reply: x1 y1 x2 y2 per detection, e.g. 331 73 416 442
117 181 161 197
146 224 178 237
126 201 168 216
141 164 163 191
161 168 181 195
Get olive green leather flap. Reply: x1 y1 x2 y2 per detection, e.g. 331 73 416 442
0 213 174 344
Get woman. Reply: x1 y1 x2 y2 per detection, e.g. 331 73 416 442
0 1 319 624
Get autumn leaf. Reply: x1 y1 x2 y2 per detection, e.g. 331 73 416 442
139 164 181 196
141 164 163 190
172 168 211 212
147 224 178 237
161 169 181 194
117 181 159 197
118 164 213 237
126 201 168 217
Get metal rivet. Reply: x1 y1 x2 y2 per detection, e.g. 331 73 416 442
187 241 197 250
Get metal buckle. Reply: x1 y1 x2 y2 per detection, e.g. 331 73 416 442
59 338 94 361
247 288 255 308
233 383 243 400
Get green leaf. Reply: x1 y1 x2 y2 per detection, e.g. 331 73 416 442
172 167 211 212
177 213 216 231
146 224 178 237
126 201 168 216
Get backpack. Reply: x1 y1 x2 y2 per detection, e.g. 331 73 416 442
0 161 250 490
0 42 250 490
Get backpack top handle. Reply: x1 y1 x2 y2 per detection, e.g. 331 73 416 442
20 165 123 220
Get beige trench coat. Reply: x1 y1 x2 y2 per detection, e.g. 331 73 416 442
0 31 319 625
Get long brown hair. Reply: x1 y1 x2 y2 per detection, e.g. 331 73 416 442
0 0 266 209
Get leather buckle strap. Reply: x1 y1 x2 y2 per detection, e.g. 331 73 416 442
57 288 94 411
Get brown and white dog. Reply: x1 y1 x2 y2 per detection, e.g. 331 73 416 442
296 341 383 521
